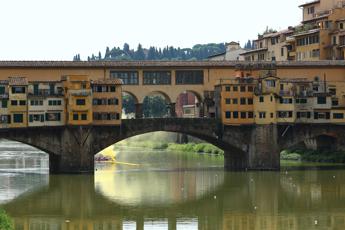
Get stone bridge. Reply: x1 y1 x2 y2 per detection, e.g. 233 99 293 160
0 118 344 173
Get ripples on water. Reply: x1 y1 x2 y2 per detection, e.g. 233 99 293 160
2 141 345 229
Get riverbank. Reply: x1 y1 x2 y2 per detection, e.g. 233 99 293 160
281 149 345 163
115 141 224 155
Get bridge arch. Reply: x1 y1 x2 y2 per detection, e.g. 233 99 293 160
278 124 345 152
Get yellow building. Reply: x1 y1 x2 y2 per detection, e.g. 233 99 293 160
91 79 122 125
215 76 255 125
62 75 93 125
0 80 9 128
254 76 279 124
8 77 28 128
27 81 65 127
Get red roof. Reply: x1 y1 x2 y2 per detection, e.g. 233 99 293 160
8 77 28 86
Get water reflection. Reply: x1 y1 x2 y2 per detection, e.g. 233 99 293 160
95 163 224 206
2 142 345 229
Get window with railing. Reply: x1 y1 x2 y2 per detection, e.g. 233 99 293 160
110 71 138 85
143 71 171 85
176 70 204 85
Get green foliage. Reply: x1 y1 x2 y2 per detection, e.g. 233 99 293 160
281 149 345 163
122 94 136 114
82 43 226 61
143 96 168 118
0 209 13 230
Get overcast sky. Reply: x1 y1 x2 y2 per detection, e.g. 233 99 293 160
0 0 305 60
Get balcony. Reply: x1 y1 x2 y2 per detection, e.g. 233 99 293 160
69 89 92 96
279 90 294 97
29 89 63 97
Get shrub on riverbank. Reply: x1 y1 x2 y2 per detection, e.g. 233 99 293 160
0 209 13 230
281 149 345 163
117 141 224 154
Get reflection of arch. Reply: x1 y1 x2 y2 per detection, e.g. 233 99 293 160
144 91 172 103
122 91 139 104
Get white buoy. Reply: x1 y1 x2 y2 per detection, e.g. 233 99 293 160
254 206 257 210
333 175 336 178
214 196 217 199
314 220 318 225
65 220 70 223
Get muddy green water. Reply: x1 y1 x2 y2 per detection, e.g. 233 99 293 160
1 140 345 230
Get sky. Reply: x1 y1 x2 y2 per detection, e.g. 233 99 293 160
0 0 305 60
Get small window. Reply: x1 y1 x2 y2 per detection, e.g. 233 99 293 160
225 111 231 119
233 98 238 104
13 114 23 123
248 112 254 118
259 112 266 118
259 96 264 103
110 86 116 92
240 98 246 105
333 113 344 119
240 86 246 92
225 98 231 104
76 99 86 105
317 96 327 104
248 86 253 92
270 113 274 118
19 100 26 106
248 98 253 105
225 86 230 92
73 114 78 120
11 100 17 106
233 111 239 118
240 112 246 119
1 100 7 108
233 86 238 92
81 114 87 120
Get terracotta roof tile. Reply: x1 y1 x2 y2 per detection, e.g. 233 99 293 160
91 79 123 85
8 77 28 85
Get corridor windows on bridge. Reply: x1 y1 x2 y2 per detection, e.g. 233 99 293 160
175 70 204 85
110 71 138 85
143 71 171 85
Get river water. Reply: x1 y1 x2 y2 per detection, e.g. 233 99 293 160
1 140 345 229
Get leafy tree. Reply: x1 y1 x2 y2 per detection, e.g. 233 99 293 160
122 94 136 114
134 44 145 60
143 96 168 118
105 47 111 59
0 209 13 230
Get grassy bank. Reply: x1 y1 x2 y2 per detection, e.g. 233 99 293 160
281 149 345 163
0 209 13 230
116 141 224 155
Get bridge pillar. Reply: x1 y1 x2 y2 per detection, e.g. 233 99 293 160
248 125 280 170
135 103 143 119
49 126 95 174
169 103 176 117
